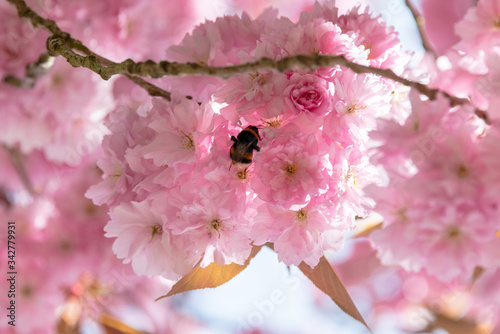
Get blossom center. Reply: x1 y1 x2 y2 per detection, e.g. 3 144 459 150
412 121 420 132
345 167 359 188
262 116 282 128
346 100 367 114
179 130 195 150
236 168 249 181
295 208 309 226
59 239 74 253
283 162 298 181
208 218 222 238
51 73 65 87
249 71 266 85
394 207 408 222
446 225 461 240
301 91 317 101
85 200 98 216
110 165 122 178
456 164 469 178
148 224 163 243
21 285 34 298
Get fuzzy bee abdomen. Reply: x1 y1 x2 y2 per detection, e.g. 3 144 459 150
229 126 261 167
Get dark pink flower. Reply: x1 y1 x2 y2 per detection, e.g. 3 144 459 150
284 72 333 118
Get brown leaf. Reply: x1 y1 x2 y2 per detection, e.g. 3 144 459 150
56 296 82 334
56 319 80 334
468 266 485 289
156 245 262 301
298 256 372 333
418 312 492 334
353 221 383 238
99 313 150 334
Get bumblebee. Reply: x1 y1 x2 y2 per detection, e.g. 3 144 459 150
229 125 262 169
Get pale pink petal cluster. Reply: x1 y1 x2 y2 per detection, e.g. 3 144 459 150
369 89 500 281
5 0 500 331
90 1 403 274
0 1 48 78
0 57 114 165
105 200 180 278
421 0 475 54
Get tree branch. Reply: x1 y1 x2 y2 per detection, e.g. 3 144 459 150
5 0 90 55
42 35 452 101
405 0 435 55
8 0 489 123
6 0 172 101
45 36 490 120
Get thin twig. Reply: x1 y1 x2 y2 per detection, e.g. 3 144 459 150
4 145 36 196
3 52 55 88
405 0 435 55
123 74 171 100
0 187 12 208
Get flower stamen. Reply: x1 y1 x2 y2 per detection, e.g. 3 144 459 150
148 224 163 243
110 165 122 178
394 207 408 222
456 164 469 178
346 99 367 114
345 167 359 188
179 130 195 150
261 116 282 128
208 218 222 239
295 208 309 226
236 168 249 181
446 225 461 240
284 162 298 182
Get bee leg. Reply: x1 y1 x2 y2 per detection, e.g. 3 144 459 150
231 136 237 142
253 144 260 152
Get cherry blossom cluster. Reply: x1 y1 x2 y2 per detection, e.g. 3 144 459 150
330 238 500 333
368 0 500 283
87 1 407 278
0 0 207 332
3 0 500 332
368 91 500 282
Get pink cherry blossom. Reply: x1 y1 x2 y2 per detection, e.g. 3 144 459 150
283 72 334 119
162 185 253 267
215 70 288 122
329 145 378 226
251 132 328 208
337 6 407 70
324 70 391 145
105 200 180 278
0 1 48 78
0 58 114 165
455 0 500 47
421 0 475 54
141 98 214 170
252 198 344 267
